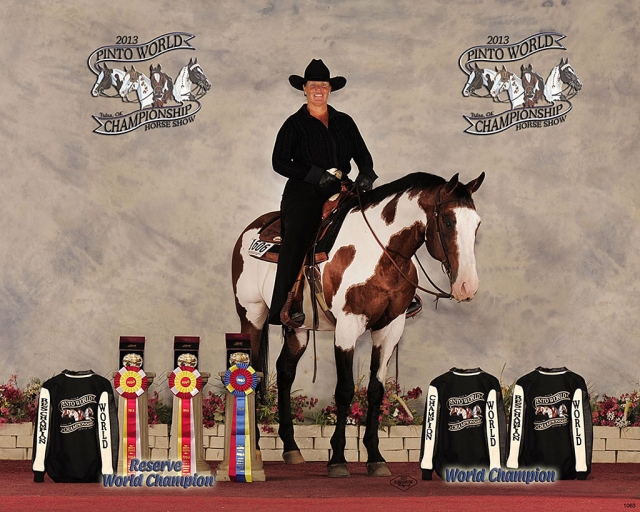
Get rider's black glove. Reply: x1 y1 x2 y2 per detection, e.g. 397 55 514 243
318 171 340 189
355 173 374 193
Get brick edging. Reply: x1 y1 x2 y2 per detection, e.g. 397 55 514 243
3 423 639 463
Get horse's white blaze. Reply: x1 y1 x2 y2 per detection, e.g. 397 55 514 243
91 70 104 97
451 207 480 301
544 66 561 103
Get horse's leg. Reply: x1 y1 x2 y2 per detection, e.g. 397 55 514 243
276 327 309 464
364 315 406 477
328 344 355 478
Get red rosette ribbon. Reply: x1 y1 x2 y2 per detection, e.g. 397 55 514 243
169 366 202 399
114 366 148 399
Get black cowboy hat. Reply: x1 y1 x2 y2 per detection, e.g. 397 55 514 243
289 59 346 91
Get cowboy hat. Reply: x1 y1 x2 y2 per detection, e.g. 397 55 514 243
289 59 346 91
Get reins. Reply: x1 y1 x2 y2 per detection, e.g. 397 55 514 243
355 186 453 305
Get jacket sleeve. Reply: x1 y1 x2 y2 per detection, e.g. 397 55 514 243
97 389 119 476
32 385 52 482
571 387 592 480
272 117 325 184
420 385 439 480
485 388 507 469
506 384 525 469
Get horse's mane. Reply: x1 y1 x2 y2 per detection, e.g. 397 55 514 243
357 172 446 208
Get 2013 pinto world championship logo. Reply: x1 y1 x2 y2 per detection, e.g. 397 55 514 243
459 32 582 135
88 32 211 135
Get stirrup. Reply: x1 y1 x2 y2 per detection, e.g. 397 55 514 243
405 295 423 318
281 303 305 328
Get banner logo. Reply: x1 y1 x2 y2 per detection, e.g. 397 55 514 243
448 393 484 431
459 33 582 135
88 33 211 135
533 391 570 430
59 394 97 433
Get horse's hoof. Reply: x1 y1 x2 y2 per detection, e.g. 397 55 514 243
367 462 391 477
328 463 350 478
283 450 305 464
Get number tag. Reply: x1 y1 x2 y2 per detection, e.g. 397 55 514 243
248 238 274 258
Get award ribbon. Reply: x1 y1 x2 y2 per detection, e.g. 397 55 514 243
169 366 202 475
113 366 148 474
223 363 259 483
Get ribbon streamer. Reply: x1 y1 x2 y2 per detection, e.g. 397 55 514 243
113 366 148 474
169 366 202 475
224 363 259 482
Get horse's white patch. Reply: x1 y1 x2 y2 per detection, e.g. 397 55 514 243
452 207 480 300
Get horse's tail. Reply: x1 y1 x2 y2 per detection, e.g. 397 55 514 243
257 317 270 401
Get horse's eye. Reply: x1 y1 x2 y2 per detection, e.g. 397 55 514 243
444 220 454 230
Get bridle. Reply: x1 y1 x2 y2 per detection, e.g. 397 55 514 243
559 64 580 100
95 70 122 98
188 64 210 100
356 185 454 305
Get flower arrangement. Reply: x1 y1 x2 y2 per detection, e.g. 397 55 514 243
202 390 226 428
147 390 173 426
315 376 422 428
256 374 319 434
0 375 41 424
4 372 638 432
591 391 640 428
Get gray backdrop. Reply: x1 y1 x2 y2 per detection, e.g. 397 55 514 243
1 0 638 406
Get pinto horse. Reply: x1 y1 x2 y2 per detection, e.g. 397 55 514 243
544 58 582 103
149 64 174 107
232 172 484 478
119 66 154 109
462 63 497 100
520 63 545 108
490 66 525 109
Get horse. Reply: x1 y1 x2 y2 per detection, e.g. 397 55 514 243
462 63 498 100
173 57 211 103
544 57 582 103
490 66 525 109
118 66 154 109
149 64 174 108
232 172 484 477
90 63 126 98
520 63 545 108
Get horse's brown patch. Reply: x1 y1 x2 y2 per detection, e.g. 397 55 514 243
322 245 357 309
344 224 424 330
380 193 402 225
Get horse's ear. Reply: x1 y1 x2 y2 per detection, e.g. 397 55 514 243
466 172 485 194
131 65 136 71
443 173 459 195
